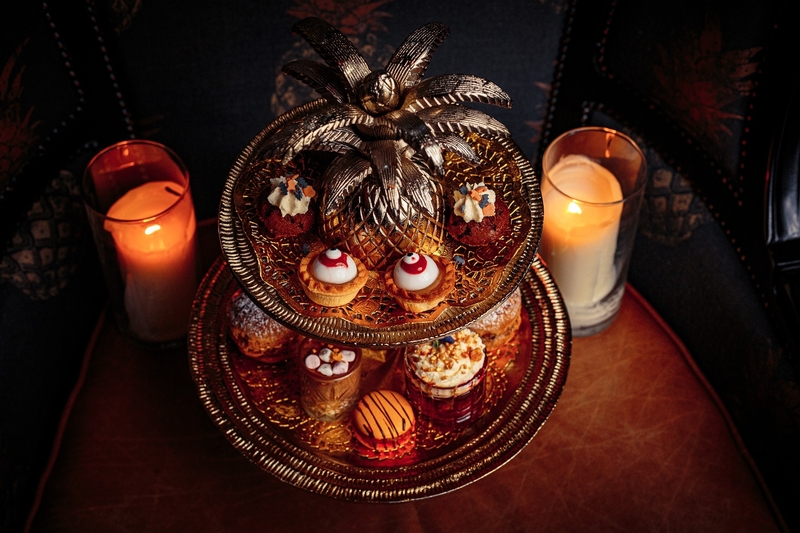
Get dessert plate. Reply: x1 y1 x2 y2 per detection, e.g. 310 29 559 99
188 255 570 502
218 100 543 348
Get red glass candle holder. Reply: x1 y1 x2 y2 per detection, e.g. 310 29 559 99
82 140 199 346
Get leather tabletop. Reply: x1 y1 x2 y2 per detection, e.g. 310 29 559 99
26 220 785 532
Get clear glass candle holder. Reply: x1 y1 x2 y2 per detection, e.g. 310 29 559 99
82 140 199 347
539 127 647 337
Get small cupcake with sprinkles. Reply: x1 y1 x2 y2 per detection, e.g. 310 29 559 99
258 173 317 237
446 181 510 246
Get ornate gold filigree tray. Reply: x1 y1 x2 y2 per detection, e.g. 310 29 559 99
188 255 569 502
219 103 542 347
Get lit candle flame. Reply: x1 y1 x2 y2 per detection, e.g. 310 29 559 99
567 201 582 215
144 224 161 235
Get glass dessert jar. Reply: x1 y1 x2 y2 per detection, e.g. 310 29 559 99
297 338 362 423
404 329 488 430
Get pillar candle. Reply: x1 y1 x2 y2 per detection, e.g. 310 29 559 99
540 155 623 309
104 181 197 343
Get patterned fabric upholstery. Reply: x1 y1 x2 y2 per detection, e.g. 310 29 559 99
0 2 131 530
3 0 799 530
539 0 800 528
99 0 566 220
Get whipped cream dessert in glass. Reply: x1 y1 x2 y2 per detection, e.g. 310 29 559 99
404 328 487 429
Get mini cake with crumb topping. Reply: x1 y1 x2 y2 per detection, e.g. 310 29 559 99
404 328 488 428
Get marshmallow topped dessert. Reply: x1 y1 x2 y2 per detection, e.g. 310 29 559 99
303 345 358 377
297 338 362 423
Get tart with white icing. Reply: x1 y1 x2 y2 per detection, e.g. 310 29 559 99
299 245 368 307
383 252 455 313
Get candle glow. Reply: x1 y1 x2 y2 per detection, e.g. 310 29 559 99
539 154 623 327
104 180 197 343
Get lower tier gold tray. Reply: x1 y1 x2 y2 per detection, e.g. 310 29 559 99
188 256 570 502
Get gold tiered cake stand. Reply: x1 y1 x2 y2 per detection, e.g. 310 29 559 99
188 16 570 502
187 118 570 501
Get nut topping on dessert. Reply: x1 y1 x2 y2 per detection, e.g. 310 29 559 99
407 329 486 388
312 248 358 284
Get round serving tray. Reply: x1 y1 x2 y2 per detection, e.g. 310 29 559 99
218 99 543 348
188 255 570 502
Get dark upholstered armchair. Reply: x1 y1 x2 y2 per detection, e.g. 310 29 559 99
539 1 800 527
2 0 799 531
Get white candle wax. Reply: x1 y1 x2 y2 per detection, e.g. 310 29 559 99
540 155 623 312
104 181 198 343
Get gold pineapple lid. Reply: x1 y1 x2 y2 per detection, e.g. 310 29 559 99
218 17 542 347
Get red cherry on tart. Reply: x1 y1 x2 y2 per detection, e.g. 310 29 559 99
384 252 455 313
298 246 368 307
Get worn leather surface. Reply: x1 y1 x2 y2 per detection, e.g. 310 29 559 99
27 220 785 533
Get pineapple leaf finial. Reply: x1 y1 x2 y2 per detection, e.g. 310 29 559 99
268 17 513 220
